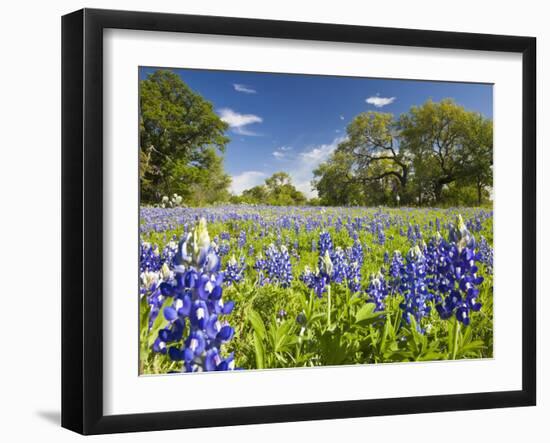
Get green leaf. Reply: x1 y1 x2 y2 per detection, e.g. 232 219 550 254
248 308 266 341
457 340 486 357
274 320 294 352
253 331 265 369
355 303 384 325
308 313 325 325
319 330 349 365
380 317 390 352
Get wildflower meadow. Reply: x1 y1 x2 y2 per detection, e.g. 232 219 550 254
138 67 494 375
139 206 493 374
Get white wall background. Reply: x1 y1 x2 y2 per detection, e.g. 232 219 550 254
0 0 545 441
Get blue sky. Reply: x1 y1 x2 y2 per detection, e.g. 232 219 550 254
139 67 493 198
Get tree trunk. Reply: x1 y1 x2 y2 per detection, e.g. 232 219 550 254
400 166 409 190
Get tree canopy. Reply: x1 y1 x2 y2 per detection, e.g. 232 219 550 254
139 70 231 204
139 70 492 209
313 99 493 206
231 172 307 206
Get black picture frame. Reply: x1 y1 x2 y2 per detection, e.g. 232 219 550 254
61 8 537 435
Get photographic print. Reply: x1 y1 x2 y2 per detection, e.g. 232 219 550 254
138 67 494 375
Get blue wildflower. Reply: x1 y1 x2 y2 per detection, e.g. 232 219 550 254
433 219 484 325
224 255 246 285
399 245 432 330
318 231 333 256
238 230 247 249
150 218 237 372
255 244 293 287
366 271 389 312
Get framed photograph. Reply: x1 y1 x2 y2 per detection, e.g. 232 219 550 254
61 8 536 435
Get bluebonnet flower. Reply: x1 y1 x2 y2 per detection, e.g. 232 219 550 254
407 224 413 240
238 230 247 249
224 255 246 285
153 318 185 354
161 240 178 267
141 269 162 328
300 248 333 298
329 247 347 284
448 215 475 250
141 261 175 329
248 244 255 256
348 239 364 266
407 224 417 245
345 261 362 293
399 245 432 330
299 265 315 287
415 224 422 240
433 217 485 326
377 227 386 245
300 264 328 298
478 236 493 275
140 269 160 296
140 241 161 272
318 231 333 256
434 248 484 326
319 250 334 279
253 254 267 285
339 244 363 293
388 251 403 290
366 271 389 312
204 348 235 371
150 218 237 373
474 217 483 232
218 242 230 257
305 232 364 295
254 244 293 287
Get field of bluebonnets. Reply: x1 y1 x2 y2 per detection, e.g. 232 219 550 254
139 205 494 374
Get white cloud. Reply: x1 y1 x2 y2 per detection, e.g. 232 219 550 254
218 108 263 136
366 95 396 108
230 171 267 194
272 146 293 160
300 138 343 163
233 83 257 94
286 136 346 198
339 115 345 120
231 137 345 198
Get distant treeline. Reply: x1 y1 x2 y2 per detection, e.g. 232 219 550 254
140 70 492 207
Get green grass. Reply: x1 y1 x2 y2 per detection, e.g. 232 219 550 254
139 206 493 374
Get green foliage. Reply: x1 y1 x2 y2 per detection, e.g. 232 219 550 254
139 206 494 374
312 99 493 207
235 172 307 206
139 70 231 204
313 151 364 206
